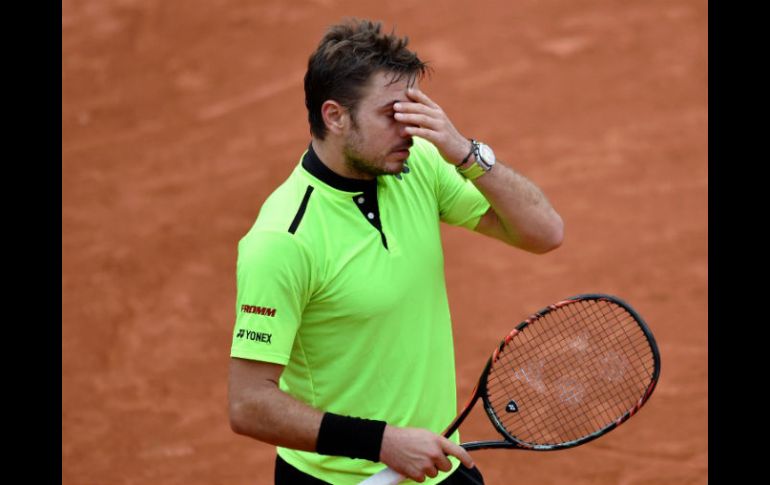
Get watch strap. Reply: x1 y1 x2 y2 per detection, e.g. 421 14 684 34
456 139 476 167
457 140 495 181
457 158 487 181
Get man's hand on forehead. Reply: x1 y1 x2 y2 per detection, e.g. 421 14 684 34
393 87 470 165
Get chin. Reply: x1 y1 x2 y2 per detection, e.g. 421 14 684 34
382 160 406 174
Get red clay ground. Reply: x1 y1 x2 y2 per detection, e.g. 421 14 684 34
62 0 707 483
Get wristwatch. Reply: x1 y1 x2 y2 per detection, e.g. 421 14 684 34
457 139 496 180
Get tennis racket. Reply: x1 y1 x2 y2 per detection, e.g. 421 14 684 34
360 293 661 485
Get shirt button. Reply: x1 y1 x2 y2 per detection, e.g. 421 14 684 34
367 212 375 220
357 196 365 204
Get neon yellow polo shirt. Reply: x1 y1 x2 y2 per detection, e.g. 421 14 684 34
231 136 490 484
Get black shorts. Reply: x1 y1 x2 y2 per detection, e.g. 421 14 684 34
275 454 484 485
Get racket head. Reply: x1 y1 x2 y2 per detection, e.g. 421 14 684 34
474 293 660 451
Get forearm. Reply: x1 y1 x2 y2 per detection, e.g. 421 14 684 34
229 377 323 451
227 359 474 482
391 88 562 252
473 159 563 253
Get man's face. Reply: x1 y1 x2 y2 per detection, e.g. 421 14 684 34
342 70 416 179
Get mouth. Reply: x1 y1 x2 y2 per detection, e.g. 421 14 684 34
392 149 411 161
393 142 413 156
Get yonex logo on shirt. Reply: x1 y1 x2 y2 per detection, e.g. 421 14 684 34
236 328 273 344
241 304 277 317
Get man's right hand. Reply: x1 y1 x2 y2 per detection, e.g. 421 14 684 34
378 425 475 483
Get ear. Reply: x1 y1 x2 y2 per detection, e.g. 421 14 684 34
321 100 348 136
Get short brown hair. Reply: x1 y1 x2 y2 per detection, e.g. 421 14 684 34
304 19 430 140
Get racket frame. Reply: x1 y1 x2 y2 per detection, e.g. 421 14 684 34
453 293 661 451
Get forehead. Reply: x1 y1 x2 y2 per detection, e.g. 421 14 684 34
359 71 419 108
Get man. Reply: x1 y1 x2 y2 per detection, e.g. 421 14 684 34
229 18 563 485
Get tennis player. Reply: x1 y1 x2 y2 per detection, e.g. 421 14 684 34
228 18 564 485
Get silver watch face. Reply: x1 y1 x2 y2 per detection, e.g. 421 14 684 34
477 143 496 168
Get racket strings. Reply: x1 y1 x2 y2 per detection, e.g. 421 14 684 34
485 298 655 446
535 300 652 438
507 301 650 442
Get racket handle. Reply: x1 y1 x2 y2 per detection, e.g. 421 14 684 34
358 467 404 485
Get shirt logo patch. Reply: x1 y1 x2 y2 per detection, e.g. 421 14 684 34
235 328 272 344
240 304 277 317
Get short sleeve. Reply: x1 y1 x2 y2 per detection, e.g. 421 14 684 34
414 138 490 229
230 230 312 365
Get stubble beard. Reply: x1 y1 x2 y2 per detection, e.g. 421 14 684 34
342 129 394 179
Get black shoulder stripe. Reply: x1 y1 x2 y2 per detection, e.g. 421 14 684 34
288 185 314 234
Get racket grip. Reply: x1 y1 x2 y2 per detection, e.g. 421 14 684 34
358 467 405 485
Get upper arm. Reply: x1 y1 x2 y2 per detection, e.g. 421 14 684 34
227 356 323 449
473 206 564 253
228 357 284 414
472 207 511 245
229 356 284 388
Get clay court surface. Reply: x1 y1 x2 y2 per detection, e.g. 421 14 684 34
62 0 707 483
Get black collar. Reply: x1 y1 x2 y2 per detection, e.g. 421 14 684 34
301 142 377 193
